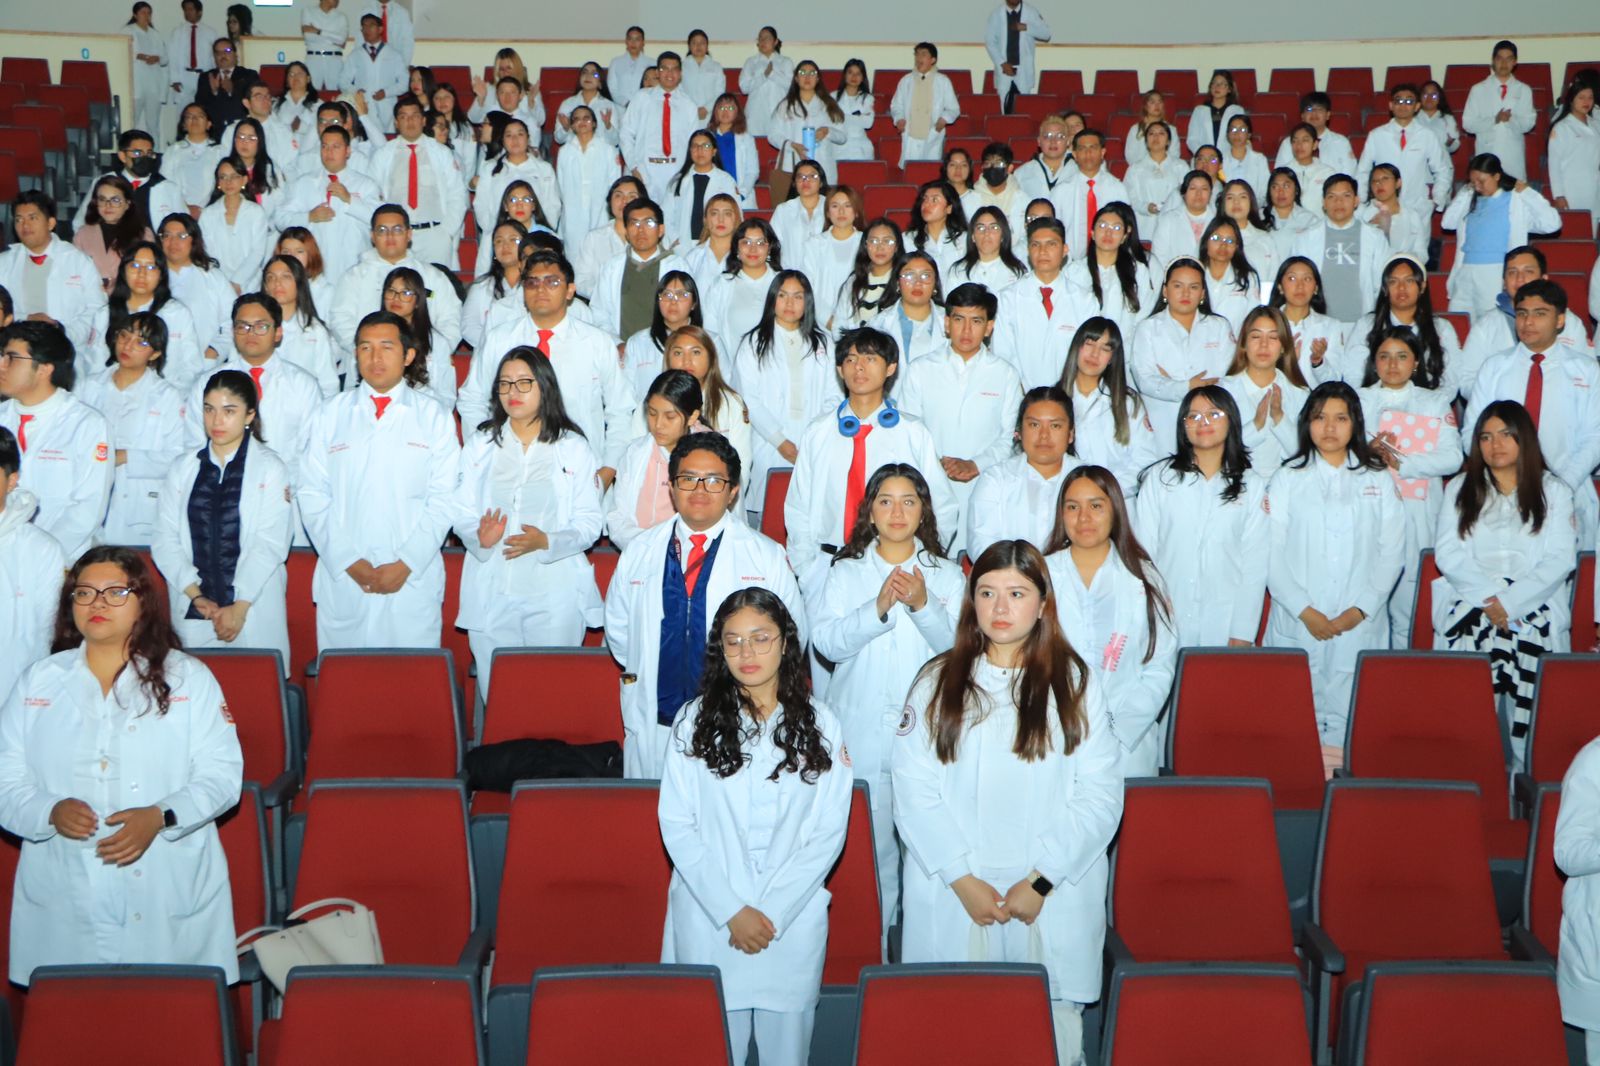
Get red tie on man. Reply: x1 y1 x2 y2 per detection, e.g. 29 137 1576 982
372 395 391 420
15 414 32 453
842 424 874 542
327 173 339 204
662 92 673 156
249 365 265 398
1040 286 1053 318
1400 129 1406 150
189 26 196 69
406 144 418 210
683 533 708 594
1085 178 1097 243
1523 352 1545 427
28 254 46 266
1500 83 1508 100
536 328 554 357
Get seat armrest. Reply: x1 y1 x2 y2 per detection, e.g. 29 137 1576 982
1508 925 1556 968
259 770 300 810
1298 921 1345 975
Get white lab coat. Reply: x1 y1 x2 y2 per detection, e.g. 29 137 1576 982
1123 124 1182 168
1349 310 1464 400
152 439 294 665
966 453 1069 559
993 274 1098 389
604 434 675 550
658 697 852 1013
1046 549 1178 777
1220 149 1272 206
1442 185 1562 312
574 223 628 300
1459 308 1591 402
1415 110 1461 156
804 231 863 330
1066 257 1156 342
729 328 837 517
836 92 876 162
368 135 468 246
606 515 804 778
271 166 384 282
76 369 188 545
947 256 1026 299
1148 207 1213 272
0 237 105 353
663 168 741 253
1234 225 1279 293
475 154 562 239
588 249 691 343
298 0 349 89
0 493 64 701
87 298 205 392
1556 736 1600 1029
184 353 322 494
1357 200 1429 262
770 198 827 267
889 71 961 168
678 56 726 118
163 139 225 211
1203 267 1261 334
275 314 341 398
621 88 702 198
985 2 1052 97
1014 156 1078 211
901 229 968 286
165 20 220 107
768 97 848 183
1186 104 1247 156
556 137 623 248
1462 75 1538 180
0 647 242 984
554 93 622 148
358 1 412 63
460 275 519 355
711 131 761 210
1265 459 1406 742
127 23 168 137
1291 220 1391 324
0 391 113 561
707 268 780 351
1052 170 1130 262
338 44 407 132
329 250 463 354
785 408 958 598
1221 369 1308 474
739 54 795 140
1355 379 1463 562
1133 462 1270 647
1268 207 1322 263
607 52 652 111
1282 308 1352 387
1067 384 1162 499
167 263 235 360
893 659 1122 1002
1129 309 1237 435
1356 121 1453 216
1549 115 1600 218
198 199 270 292
71 171 187 235
297 383 460 649
1273 128 1357 181
1275 159 1337 221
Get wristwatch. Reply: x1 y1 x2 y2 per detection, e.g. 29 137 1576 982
1029 870 1054 897
161 808 178 829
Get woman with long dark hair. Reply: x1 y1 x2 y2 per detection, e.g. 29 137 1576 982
225 116 284 216
769 157 828 256
157 212 233 363
1133 384 1269 648
452 348 603 689
1353 253 1460 396
1434 400 1577 765
659 586 850 1066
1548 70 1599 224
75 175 152 292
1044 466 1176 776
813 462 963 928
606 370 703 549
1220 305 1310 472
804 184 866 328
0 546 243 984
1265 381 1406 772
707 217 782 348
622 270 711 401
261 253 338 396
902 179 969 281
1443 152 1562 315
474 178 555 278
866 251 947 365
461 219 526 354
1129 257 1234 435
893 539 1121 1066
1148 169 1215 270
1058 317 1159 497
949 204 1027 295
1066 202 1154 342
91 241 205 388
381 266 452 410
968 386 1078 558
1267 255 1348 386
661 326 750 484
473 117 561 253
767 58 846 198
555 62 620 148
1197 215 1260 332
556 103 623 249
830 217 902 332
199 157 270 294
1264 166 1320 263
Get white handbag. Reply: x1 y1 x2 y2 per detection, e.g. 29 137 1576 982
236 897 384 993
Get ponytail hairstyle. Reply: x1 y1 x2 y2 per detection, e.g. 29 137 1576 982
1467 152 1518 212
203 367 266 443
1456 399 1548 538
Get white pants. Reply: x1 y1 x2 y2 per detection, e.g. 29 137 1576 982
1053 1002 1086 1066
865 771 901 937
305 54 344 92
468 594 587 694
636 158 680 202
727 1007 812 1066
899 130 947 168
1449 262 1503 317
408 226 454 273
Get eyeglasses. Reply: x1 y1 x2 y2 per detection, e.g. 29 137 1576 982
521 274 566 290
71 585 133 606
1093 221 1126 234
1040 132 1068 142
722 630 779 654
123 148 150 159
672 474 730 492
234 132 259 142
116 333 155 351
161 231 192 242
373 224 409 236
972 222 1002 234
1207 234 1237 246
385 287 419 300
1393 98 1418 106
865 235 897 247
496 378 536 393
125 261 161 274
96 195 127 207
796 69 819 78
507 196 537 207
0 351 38 365
899 270 934 283
739 237 769 248
658 290 693 303
626 218 662 229
796 173 822 183
232 321 274 335
217 171 245 182
1183 409 1228 424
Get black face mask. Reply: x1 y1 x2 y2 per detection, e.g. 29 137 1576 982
128 155 159 178
983 165 1009 187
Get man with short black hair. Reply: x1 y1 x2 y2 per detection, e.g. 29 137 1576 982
366 96 467 266
194 35 258 129
329 204 462 354
1459 246 1592 395
340 13 408 132
273 125 383 280
1463 39 1538 180
890 43 960 169
1356 84 1453 219
167 0 221 113
621 50 698 198
0 192 104 353
590 198 690 341
72 130 187 232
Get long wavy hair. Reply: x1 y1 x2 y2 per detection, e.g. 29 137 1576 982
832 462 948 566
158 212 219 270
778 59 845 124
1157 385 1251 501
650 270 705 348
722 217 782 276
51 546 182 717
1226 306 1308 387
1269 255 1329 315
1457 400 1548 538
1199 215 1255 293
85 175 148 258
906 179 969 250
477 347 587 445
956 206 1027 280
1044 465 1172 662
1058 317 1143 446
108 241 174 325
262 253 324 329
1364 256 1448 389
690 588 832 782
1286 381 1387 471
921 540 1089 763
845 218 904 317
228 117 283 199
745 269 825 365
382 266 435 366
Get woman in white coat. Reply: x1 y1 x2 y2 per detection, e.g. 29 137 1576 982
1356 327 1464 647
1360 165 1429 262
901 181 968 284
1264 169 1321 264
1219 180 1278 291
573 176 643 300
679 31 725 122
1186 71 1247 156
606 370 703 550
767 62 847 194
947 206 1027 297
968 386 1077 558
0 546 244 985
622 271 711 402
662 133 741 255
126 3 168 140
1044 465 1178 777
1555 734 1600 1059
78 312 188 546
1129 258 1236 440
452 348 604 692
152 369 293 666
708 218 783 350
1433 400 1577 766
165 106 224 215
1198 217 1262 334
683 194 742 296
1549 73 1600 229
158 214 234 363
1125 121 1188 223
1443 154 1563 316
1353 254 1463 398
803 186 865 329
553 64 621 148
1149 170 1216 271
769 159 829 260
893 539 1122 1066
1057 318 1160 498
738 27 794 141
91 242 205 390
474 119 561 243
1068 203 1157 343
660 587 851 1066
1133 385 1270 648
830 219 903 333
660 326 751 488
261 253 339 395
1268 256 1349 386
708 94 762 211
1220 306 1310 474
811 463 963 930
1220 116 1271 206
200 158 270 295
461 221 525 357
556 106 623 250
1265 381 1406 773
834 60 876 162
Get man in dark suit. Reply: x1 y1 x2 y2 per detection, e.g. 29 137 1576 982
193 36 258 129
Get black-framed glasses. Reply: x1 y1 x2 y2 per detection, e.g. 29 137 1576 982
495 378 536 394
71 585 133 606
672 474 730 493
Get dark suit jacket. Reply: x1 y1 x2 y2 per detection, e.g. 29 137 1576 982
194 66 259 130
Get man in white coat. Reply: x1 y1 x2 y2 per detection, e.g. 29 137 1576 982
298 309 459 650
606 431 804 778
1059 131 1129 260
465 250 633 476
1291 175 1390 326
589 199 691 342
358 0 413 65
71 130 188 233
0 193 105 354
1272 94 1357 178
0 321 113 560
890 44 961 169
330 204 463 354
272 126 383 281
897 284 1023 554
1459 247 1593 397
340 15 408 133
166 0 221 113
621 51 698 200
1014 115 1080 207
1356 85 1454 218
994 218 1098 387
0 426 65 699
608 26 652 110
1462 40 1539 181
367 97 467 267
300 0 350 91
1464 280 1600 546
985 0 1052 109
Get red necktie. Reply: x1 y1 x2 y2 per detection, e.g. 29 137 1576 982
372 395 391 420
662 92 673 156
131 179 143 190
843 424 874 542
1523 352 1545 427
1085 178 1097 243
683 533 708 595
16 414 33 452
406 144 418 210
380 3 389 42
28 254 46 266
249 365 265 398
1040 286 1054 318
536 328 554 357
1500 83 1508 100
326 173 338 204
189 26 196 69
1399 129 1406 150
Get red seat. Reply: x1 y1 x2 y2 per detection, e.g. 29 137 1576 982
1093 70 1140 100
943 70 972 97
1443 63 1485 96
1518 62 1555 107
10 105 68 163
1038 70 1083 99
285 547 317 687
0 58 49 87
836 160 891 187
217 783 271 1058
1111 780 1297 966
1102 963 1312 1065
1350 962 1567 1063
871 69 909 100
58 60 111 106
1384 65 1433 92
1408 548 1442 649
258 64 286 96
0 831 23 1036
821 782 884 986
1168 649 1326 810
261 970 482 1066
899 160 941 186
1011 93 1058 123
854 964 1055 1063
290 781 477 967
193 649 298 796
585 546 618 647
1563 61 1600 95
863 183 915 220
524 966 732 1065
1555 273 1591 326
1554 209 1594 238
1574 553 1596 651
440 547 475 726
1524 656 1600 786
304 650 462 783
1438 311 1471 347
18 965 236 1065
0 83 24 111
1073 93 1117 130
1153 69 1199 104
1513 784 1565 963
1254 91 1300 119
1533 239 1597 274
431 65 474 95
759 468 792 545
1302 781 1504 1050
1269 69 1315 96
984 114 1036 141
1327 67 1375 96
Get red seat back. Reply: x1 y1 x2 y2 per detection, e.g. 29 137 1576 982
1525 786 1565 955
218 784 271 933
1038 70 1083 99
267 971 482 1066
492 783 671 988
19 967 234 1065
481 649 622 746
193 650 293 784
292 782 474 966
1409 549 1441 649
431 66 474 96
586 547 618 647
31 85 89 127
258 65 287 96
525 967 730 1064
821 783 883 985
759 468 792 545
1104 965 1311 1064
1153 69 1199 103
305 651 460 782
0 831 22 1032
870 70 908 100
0 58 49 86
440 547 475 723
854 966 1055 1062
1268 69 1315 96
1327 67 1375 96
1528 656 1600 784
1383 65 1433 92
1355 963 1566 1064
11 105 67 153
1168 650 1326 810
1112 781 1295 964
1573 553 1596 651
1093 70 1140 99
285 547 317 687
837 160 891 187
58 60 111 105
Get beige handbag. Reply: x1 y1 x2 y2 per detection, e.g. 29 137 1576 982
236 897 384 993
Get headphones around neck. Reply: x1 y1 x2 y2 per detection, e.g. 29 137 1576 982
837 396 900 437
